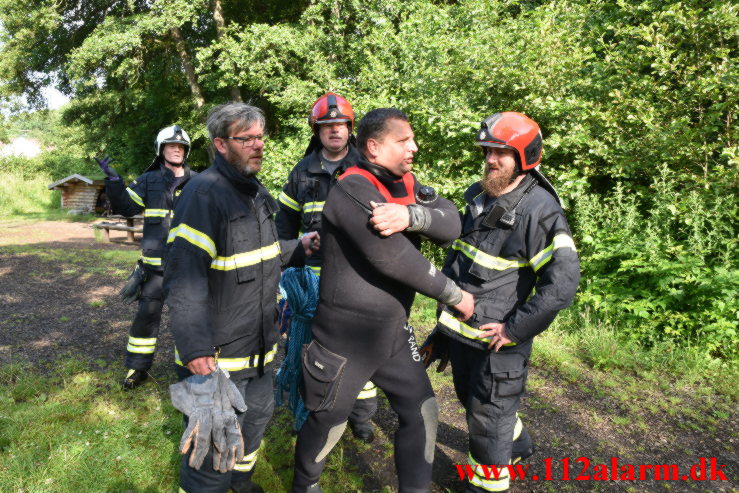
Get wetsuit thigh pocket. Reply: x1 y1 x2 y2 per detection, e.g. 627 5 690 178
300 341 347 412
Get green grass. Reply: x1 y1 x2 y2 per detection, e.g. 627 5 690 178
0 245 139 277
0 358 369 493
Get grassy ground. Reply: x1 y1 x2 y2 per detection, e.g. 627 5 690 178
0 210 736 492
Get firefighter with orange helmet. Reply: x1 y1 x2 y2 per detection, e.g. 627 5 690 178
422 112 580 492
275 92 378 442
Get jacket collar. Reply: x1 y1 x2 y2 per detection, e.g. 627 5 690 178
468 174 536 218
213 152 260 196
306 144 362 175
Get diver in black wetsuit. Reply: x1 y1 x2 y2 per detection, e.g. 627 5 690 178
291 108 474 493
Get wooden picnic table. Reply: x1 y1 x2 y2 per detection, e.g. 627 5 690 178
92 215 144 242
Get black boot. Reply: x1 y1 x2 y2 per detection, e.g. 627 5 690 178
349 421 375 443
122 369 148 390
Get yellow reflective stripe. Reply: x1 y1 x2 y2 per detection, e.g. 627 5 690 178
303 201 324 213
129 336 157 346
234 447 260 471
216 343 279 371
357 381 377 399
141 256 162 266
468 453 510 491
167 223 217 258
175 344 278 369
179 488 188 493
529 234 577 272
308 265 321 276
438 311 515 346
210 242 280 271
126 187 144 207
127 336 157 354
143 208 171 218
452 240 528 271
279 191 300 212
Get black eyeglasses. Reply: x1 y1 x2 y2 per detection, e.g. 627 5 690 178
221 134 267 148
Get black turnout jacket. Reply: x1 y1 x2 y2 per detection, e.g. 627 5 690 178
437 173 580 356
275 145 362 272
105 159 196 271
163 153 303 379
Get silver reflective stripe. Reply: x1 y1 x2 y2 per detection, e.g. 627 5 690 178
303 201 325 213
357 381 377 399
233 447 259 472
126 187 144 207
127 336 157 354
468 453 510 491
279 191 300 212
141 256 162 266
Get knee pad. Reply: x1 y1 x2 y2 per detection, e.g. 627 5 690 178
420 396 439 464
314 421 347 463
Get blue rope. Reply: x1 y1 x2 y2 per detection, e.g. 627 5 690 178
275 267 320 431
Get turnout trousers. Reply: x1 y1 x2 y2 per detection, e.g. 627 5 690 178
176 366 275 493
124 270 163 371
292 322 438 493
448 340 533 493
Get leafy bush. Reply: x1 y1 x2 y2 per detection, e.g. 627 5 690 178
574 166 738 359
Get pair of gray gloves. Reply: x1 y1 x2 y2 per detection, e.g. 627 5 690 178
169 369 247 472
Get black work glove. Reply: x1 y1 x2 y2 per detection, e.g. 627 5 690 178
419 328 449 372
94 156 120 180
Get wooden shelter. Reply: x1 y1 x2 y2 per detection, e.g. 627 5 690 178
47 174 107 213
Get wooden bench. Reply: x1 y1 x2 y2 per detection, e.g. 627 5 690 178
92 215 144 243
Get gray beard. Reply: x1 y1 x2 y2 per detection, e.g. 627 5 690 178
481 167 516 197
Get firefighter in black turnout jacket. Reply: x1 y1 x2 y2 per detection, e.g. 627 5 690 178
275 92 378 443
423 112 580 493
291 108 475 493
164 103 317 493
96 125 195 389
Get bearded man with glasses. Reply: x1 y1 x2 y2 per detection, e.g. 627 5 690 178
164 102 318 493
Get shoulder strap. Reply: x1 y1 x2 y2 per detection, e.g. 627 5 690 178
339 167 416 205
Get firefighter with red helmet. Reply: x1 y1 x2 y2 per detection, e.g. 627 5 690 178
96 125 196 389
275 92 378 442
421 112 580 492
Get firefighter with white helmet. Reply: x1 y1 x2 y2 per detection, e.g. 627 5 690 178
421 112 580 492
96 124 197 389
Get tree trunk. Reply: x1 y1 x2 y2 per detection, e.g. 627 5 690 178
171 27 205 110
212 0 242 102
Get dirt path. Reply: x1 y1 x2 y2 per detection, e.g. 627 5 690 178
0 220 735 492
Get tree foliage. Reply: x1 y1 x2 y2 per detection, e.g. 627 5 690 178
1 0 737 358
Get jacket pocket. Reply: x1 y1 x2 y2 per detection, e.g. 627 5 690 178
300 340 347 412
229 215 257 284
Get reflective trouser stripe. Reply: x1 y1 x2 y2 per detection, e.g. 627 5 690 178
529 233 577 272
468 453 510 491
175 343 279 371
308 265 321 276
357 381 377 399
439 311 516 346
127 336 157 354
233 447 259 472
